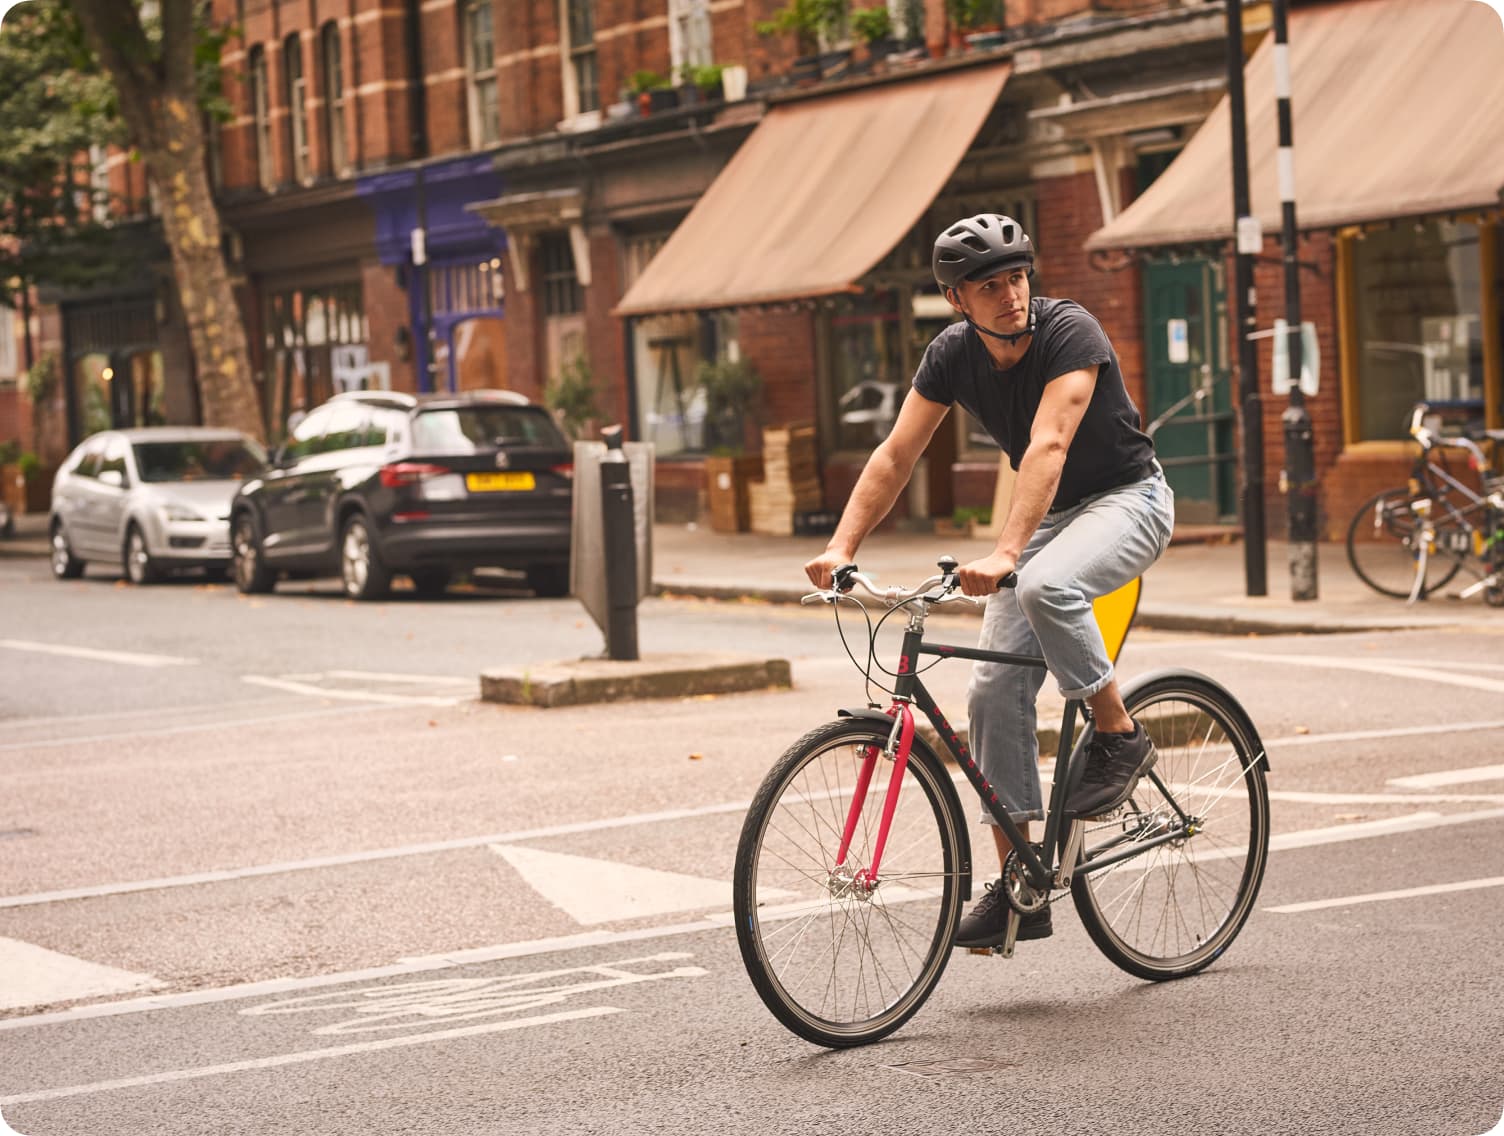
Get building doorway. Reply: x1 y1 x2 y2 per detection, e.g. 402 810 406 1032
1143 257 1236 524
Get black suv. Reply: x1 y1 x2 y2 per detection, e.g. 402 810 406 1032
230 390 573 600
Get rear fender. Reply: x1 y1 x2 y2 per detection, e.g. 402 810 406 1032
1122 667 1270 772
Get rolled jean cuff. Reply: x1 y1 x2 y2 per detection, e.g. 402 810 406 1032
981 808 1044 827
1057 666 1116 701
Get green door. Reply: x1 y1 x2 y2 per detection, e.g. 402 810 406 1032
1143 258 1236 524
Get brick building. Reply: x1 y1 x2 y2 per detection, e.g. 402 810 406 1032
14 0 1498 545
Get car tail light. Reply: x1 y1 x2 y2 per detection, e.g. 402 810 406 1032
551 462 574 479
380 462 450 488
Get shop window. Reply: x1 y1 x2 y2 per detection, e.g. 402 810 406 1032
1353 220 1483 441
463 2 500 146
249 46 272 190
669 0 712 75
321 23 347 175
830 292 904 452
284 33 309 183
541 233 582 317
264 283 368 437
563 0 599 116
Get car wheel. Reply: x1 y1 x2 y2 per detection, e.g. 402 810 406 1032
341 515 391 600
410 569 450 598
123 524 161 585
231 513 276 594
526 564 570 598
50 521 85 580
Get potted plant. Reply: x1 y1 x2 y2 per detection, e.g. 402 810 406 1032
851 5 897 65
696 357 764 532
683 62 725 104
945 0 1002 47
627 69 675 114
544 353 603 442
755 0 848 84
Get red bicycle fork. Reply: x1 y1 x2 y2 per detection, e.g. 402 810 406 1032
832 702 915 893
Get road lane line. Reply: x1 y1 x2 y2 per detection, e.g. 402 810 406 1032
1388 763 1504 790
240 675 467 706
0 1006 622 1106
0 639 194 668
1220 650 1504 694
5 805 1504 1034
322 670 474 685
1266 875 1504 914
0 702 395 755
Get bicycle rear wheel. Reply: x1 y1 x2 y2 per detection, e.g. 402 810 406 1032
1072 672 1269 982
1345 487 1464 599
734 719 965 1048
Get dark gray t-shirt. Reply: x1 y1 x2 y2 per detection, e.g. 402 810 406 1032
912 297 1155 511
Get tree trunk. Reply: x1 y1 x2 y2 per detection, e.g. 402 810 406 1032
68 0 265 443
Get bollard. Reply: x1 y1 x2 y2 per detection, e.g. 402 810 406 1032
599 425 640 661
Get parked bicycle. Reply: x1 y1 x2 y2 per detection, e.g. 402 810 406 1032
1345 403 1504 606
733 560 1270 1048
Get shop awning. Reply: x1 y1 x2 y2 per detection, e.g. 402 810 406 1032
615 64 1011 316
1087 0 1504 251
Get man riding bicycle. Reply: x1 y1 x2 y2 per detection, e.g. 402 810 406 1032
804 213 1175 949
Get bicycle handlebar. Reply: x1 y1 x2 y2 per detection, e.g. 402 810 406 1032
1409 403 1492 471
800 559 1018 609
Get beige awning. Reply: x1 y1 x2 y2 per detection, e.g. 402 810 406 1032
615 64 1011 316
1088 0 1504 251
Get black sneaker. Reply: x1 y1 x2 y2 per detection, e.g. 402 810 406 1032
953 879 1052 948
1066 722 1157 819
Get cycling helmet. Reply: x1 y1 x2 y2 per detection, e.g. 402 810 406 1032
932 214 1035 290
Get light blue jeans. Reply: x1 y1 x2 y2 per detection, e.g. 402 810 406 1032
966 466 1175 825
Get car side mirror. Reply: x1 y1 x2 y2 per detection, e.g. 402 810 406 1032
99 469 125 489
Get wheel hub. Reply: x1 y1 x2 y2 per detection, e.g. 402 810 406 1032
827 864 877 901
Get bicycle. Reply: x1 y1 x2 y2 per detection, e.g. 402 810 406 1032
1345 403 1504 606
733 559 1271 1048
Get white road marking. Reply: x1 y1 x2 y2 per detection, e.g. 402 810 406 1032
1221 650 1504 694
1261 719 1504 748
0 639 193 668
491 844 739 924
1266 875 1504 914
240 674 467 706
1388 763 1504 790
0 938 160 1012
323 670 474 686
0 1007 623 1107
7 804 1504 1035
0 702 395 755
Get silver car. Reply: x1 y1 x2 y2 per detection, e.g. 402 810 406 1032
49 427 266 584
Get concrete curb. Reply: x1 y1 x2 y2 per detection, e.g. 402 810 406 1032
479 652 792 708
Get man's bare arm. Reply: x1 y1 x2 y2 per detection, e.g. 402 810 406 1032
956 368 1097 594
805 390 950 587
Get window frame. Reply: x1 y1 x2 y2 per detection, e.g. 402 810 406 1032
283 32 309 184
463 1 500 147
249 45 273 190
561 0 599 118
320 22 347 176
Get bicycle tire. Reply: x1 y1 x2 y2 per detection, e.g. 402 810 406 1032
734 718 967 1048
1345 487 1465 599
1071 671 1270 982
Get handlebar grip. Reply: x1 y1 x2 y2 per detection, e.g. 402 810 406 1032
998 572 1018 590
832 563 858 593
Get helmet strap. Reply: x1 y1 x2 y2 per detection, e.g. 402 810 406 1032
965 312 1036 344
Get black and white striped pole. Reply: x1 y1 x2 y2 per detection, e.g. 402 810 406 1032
1273 0 1318 601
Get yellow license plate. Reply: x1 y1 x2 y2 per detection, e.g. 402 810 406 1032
466 472 536 492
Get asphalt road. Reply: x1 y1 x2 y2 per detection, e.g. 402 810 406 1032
2 555 1502 1135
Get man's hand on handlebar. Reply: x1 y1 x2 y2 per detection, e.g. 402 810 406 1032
805 548 857 591
956 552 1017 596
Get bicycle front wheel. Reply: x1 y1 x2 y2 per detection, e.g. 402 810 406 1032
1345 487 1464 599
734 719 965 1048
1072 672 1270 982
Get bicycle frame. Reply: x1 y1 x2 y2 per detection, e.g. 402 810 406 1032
832 602 1195 899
